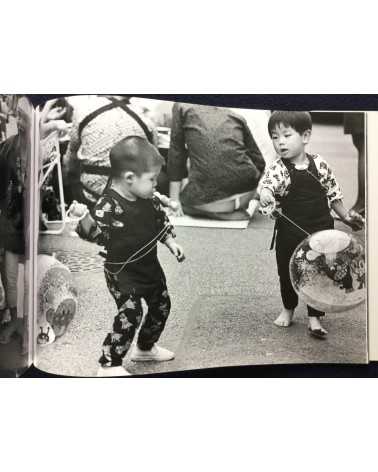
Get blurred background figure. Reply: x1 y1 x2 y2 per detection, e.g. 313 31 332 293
0 96 32 349
38 98 73 225
39 98 73 141
343 112 365 217
128 97 176 196
167 102 266 220
229 108 276 165
5 95 19 118
129 97 174 128
62 95 159 211
0 95 10 142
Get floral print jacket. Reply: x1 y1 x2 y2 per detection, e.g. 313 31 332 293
258 154 343 205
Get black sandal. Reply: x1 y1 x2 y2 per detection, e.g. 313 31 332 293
308 327 328 340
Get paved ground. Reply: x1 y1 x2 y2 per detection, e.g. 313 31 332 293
30 124 369 376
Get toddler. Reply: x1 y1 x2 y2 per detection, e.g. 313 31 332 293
77 136 184 375
260 111 363 339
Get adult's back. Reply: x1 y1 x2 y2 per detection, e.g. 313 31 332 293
168 103 266 208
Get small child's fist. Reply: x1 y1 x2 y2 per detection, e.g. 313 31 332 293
167 241 185 262
258 189 277 217
343 210 365 231
69 201 88 218
260 188 276 207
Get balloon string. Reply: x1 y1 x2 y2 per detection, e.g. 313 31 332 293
275 211 311 237
272 165 326 238
305 168 329 194
104 224 172 276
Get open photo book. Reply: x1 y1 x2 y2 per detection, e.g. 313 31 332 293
0 94 374 377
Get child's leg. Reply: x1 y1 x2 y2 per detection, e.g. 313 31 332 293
99 273 144 368
307 306 327 338
276 233 328 336
274 234 299 327
136 283 171 351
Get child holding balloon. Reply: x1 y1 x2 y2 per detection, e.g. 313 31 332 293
259 111 364 339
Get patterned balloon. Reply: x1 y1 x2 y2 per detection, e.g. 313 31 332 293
290 230 366 313
37 254 77 345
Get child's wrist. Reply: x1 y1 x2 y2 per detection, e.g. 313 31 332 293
164 236 175 248
69 201 89 220
261 188 275 203
340 209 351 221
81 211 92 222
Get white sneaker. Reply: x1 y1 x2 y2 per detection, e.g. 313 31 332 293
96 366 131 377
131 344 175 362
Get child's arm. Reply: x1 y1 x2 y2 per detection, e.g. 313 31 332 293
316 157 364 231
75 198 112 246
316 156 343 204
77 211 99 241
164 235 185 262
153 196 185 261
257 161 287 208
331 200 348 221
331 200 364 231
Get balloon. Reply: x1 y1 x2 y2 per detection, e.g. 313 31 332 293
37 254 77 345
290 229 366 313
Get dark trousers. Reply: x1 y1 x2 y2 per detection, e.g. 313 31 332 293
99 271 171 367
276 231 324 318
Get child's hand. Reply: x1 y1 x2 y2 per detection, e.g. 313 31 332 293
166 240 186 262
259 188 277 217
343 210 365 231
260 188 276 207
68 201 88 219
169 200 185 217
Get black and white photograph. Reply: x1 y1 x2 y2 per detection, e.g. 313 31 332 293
0 95 33 376
2 7 378 472
33 96 367 377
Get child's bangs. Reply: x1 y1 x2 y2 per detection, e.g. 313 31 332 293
268 111 312 136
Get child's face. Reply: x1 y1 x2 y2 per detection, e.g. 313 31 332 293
129 166 161 199
270 124 311 160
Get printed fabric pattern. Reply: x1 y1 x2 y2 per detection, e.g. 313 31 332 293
259 154 343 205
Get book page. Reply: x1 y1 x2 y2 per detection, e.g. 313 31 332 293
33 97 368 376
0 95 34 377
368 113 377 360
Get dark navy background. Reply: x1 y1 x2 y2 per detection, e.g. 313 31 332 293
28 94 378 110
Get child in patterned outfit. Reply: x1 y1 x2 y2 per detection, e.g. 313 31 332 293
259 111 364 339
77 136 184 376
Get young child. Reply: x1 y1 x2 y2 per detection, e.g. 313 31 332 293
259 111 364 339
76 136 185 376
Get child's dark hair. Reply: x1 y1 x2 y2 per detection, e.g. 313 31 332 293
268 111 312 137
109 136 165 177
